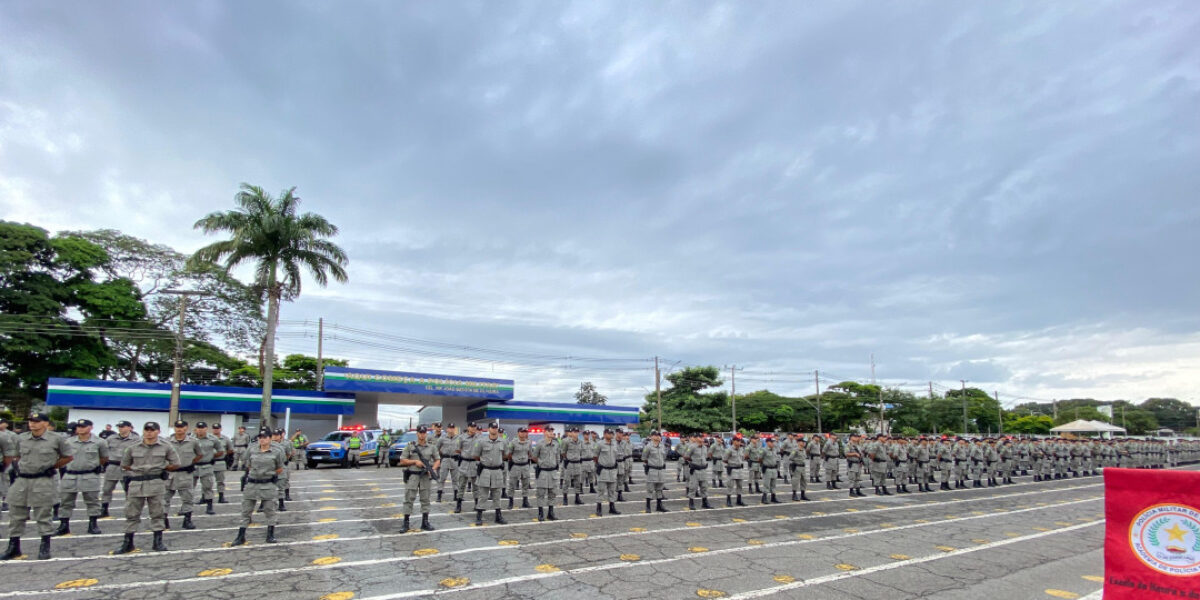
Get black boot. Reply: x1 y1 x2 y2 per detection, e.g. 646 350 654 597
617 490 624 502
562 493 568 506
182 513 196 530
88 516 101 535
508 497 514 510
115 533 135 554
0 537 19 561
656 499 668 513
278 499 286 512
702 497 712 509
54 518 70 536
831 480 839 489
205 499 215 515
596 502 603 516
232 527 247 546
609 502 620 515
152 531 167 552
437 490 443 503
589 484 596 494
475 510 484 526
574 494 583 505
771 493 781 504
53 504 59 520
881 486 892 496
266 526 277 543
521 497 531 509
164 515 170 529
760 493 768 504
649 498 656 512
736 494 746 506
974 480 983 488
402 515 411 532
218 492 228 504
285 489 292 501
791 491 798 501
101 503 110 518
502 489 508 499
547 506 558 520
941 482 950 491
494 509 507 524
725 495 732 507
37 536 51 560
421 513 434 531
537 507 545 522
689 498 695 510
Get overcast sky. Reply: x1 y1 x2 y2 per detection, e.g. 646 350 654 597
3 2 1199 421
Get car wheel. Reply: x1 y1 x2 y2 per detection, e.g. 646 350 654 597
306 461 317 469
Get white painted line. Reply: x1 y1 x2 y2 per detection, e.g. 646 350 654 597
1078 590 1103 600
0 495 1102 596
10 482 1104 564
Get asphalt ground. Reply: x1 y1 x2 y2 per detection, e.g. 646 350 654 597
1 461 1179 599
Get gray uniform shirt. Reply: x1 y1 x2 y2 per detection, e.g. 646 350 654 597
532 438 561 487
63 435 108 492
472 436 507 488
642 441 668 483
122 440 181 497
166 434 202 489
595 440 619 482
104 433 140 480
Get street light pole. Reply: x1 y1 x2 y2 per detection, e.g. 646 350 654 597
960 380 969 434
162 290 207 426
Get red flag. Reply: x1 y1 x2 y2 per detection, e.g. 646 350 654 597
1105 468 1200 598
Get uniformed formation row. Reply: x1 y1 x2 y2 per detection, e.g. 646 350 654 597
0 415 300 560
5 416 1198 561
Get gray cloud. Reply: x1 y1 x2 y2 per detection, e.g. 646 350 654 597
3 1 1199 408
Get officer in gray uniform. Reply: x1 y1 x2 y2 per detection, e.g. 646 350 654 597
193 422 219 515
760 437 782 503
231 430 284 546
788 433 809 501
682 432 713 510
471 422 508 526
0 418 15 513
561 427 585 505
101 420 139 517
399 425 440 533
433 423 457 503
642 430 669 513
164 420 202 529
593 428 621 516
936 437 955 490
867 434 891 495
271 429 291 509
115 422 180 554
505 427 534 510
231 426 250 470
615 430 631 500
968 439 986 487
580 430 597 494
723 435 749 506
453 423 480 513
806 434 823 483
1 412 73 560
531 426 561 521
823 434 842 488
56 419 108 536
211 423 233 503
845 433 866 497
912 437 932 492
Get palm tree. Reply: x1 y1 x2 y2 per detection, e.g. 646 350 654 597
189 184 348 427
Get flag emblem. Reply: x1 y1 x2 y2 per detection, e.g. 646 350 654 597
1130 503 1200 576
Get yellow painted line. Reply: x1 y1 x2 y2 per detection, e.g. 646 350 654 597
913 519 929 523
795 534 814 540
321 489 336 493
54 579 98 589
317 497 336 501
313 534 340 541
535 564 560 573
380 503 396 508
1044 590 1080 599
971 538 990 544
312 556 342 566
1054 521 1073 527
321 593 354 600
391 514 406 519
317 506 338 511
879 523 895 528
889 554 910 560
843 528 860 533
440 577 469 589
1033 527 1052 531
971 511 986 516
1081 575 1103 583
874 505 888 509
198 568 232 577
935 545 956 552
747 539 764 546
373 495 387 499
944 515 958 519
629 527 647 532
619 554 641 561
812 511 826 516
696 589 726 598
689 546 710 553
834 563 858 571
686 522 702 527
498 540 519 546
731 518 746 523
845 508 859 512
1004 532 1020 537
318 517 337 523
570 533 588 539
773 575 795 583
412 548 439 557
774 515 787 519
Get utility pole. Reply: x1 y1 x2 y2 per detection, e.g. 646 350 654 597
872 354 883 434
655 356 662 432
316 317 325 390
814 370 822 435
162 290 206 426
960 380 969 434
995 391 1002 434
730 364 737 433
1052 398 1058 421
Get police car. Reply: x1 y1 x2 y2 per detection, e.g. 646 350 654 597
387 430 420 467
305 426 383 469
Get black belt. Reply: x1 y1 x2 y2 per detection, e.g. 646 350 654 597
512 461 529 466
481 465 503 470
128 473 162 482
872 460 887 463
247 476 278 484
404 470 426 475
17 471 56 479
460 457 478 462
918 461 929 465
566 459 582 463
175 465 195 474
66 468 102 475
647 465 665 470
198 460 215 466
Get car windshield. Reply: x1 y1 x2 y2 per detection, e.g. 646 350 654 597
397 432 419 444
320 432 352 442
629 434 643 445
527 433 545 445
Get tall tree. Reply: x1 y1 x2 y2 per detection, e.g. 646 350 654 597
640 366 730 434
189 184 348 427
575 381 607 405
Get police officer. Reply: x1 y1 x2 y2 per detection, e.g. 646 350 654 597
1 412 72 560
346 431 363 468
594 428 620 516
788 433 809 501
290 429 309 470
115 421 180 554
376 429 392 469
530 426 561 521
642 430 669 513
271 429 291 509
164 420 202 529
434 423 457 503
845 433 866 497
231 426 250 470
211 423 233 503
505 427 534 510
867 434 891 495
193 421 219 515
724 435 749 506
56 419 108 536
0 418 16 513
471 422 507 526
231 430 283 546
616 430 633 497
760 437 782 503
561 427 585 505
580 430 597 495
454 423 480 513
682 432 713 510
806 433 823 484
399 425 440 533
823 433 842 489
101 420 139 517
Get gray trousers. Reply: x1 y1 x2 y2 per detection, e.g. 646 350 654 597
790 464 806 492
824 458 838 482
197 469 215 500
847 462 863 490
762 468 778 494
240 482 277 527
125 494 166 533
688 467 709 499
870 462 888 487
507 465 533 498
436 465 456 494
597 480 618 503
165 481 195 515
403 473 433 515
60 491 102 519
6 504 54 537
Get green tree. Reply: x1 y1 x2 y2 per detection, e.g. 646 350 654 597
190 184 349 427
0 222 145 417
826 381 878 431
575 381 608 405
640 366 730 434
1139 398 1194 432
